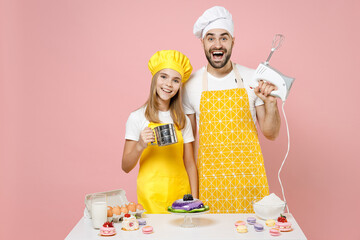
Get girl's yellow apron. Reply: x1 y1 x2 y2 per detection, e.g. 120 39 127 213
137 122 191 214
198 63 269 213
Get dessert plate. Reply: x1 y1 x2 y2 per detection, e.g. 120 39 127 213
168 209 210 228
98 233 116 237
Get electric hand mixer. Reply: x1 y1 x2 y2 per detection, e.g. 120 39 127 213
250 34 295 101
250 34 295 213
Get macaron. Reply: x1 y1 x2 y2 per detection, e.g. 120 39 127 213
265 219 276 227
138 219 146 225
142 226 153 234
269 228 281 236
236 225 248 233
234 220 246 227
254 223 264 232
275 221 292 232
247 217 256 225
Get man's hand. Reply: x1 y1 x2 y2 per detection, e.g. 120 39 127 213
254 80 277 103
254 80 281 140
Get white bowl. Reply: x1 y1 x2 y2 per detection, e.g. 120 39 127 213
252 200 286 220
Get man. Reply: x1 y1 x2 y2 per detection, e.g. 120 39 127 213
182 6 281 213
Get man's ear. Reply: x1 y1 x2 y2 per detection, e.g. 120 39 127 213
232 37 235 47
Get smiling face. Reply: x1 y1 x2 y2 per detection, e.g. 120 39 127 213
202 28 234 69
155 68 182 110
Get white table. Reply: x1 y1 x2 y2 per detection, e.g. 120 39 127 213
65 213 307 240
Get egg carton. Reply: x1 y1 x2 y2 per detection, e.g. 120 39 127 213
84 189 145 222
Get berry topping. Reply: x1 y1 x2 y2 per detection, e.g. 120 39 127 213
277 214 287 223
183 194 194 201
102 221 113 227
124 214 131 218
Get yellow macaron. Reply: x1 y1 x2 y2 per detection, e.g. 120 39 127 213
265 219 276 227
236 225 248 233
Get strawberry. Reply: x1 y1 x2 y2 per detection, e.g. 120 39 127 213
277 214 287 223
103 221 114 227
124 213 131 218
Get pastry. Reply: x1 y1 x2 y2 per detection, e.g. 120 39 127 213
254 223 264 232
168 194 209 213
236 225 248 233
138 219 147 225
99 221 116 236
269 227 281 236
234 220 246 227
265 219 276 227
275 221 292 232
172 194 204 211
142 226 153 234
121 214 139 231
247 216 256 225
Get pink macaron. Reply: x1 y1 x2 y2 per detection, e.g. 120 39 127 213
142 226 153 234
234 220 246 227
269 228 281 236
275 221 292 232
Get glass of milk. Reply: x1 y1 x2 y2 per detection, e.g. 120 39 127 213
91 194 107 229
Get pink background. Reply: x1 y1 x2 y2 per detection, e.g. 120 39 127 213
1 0 359 239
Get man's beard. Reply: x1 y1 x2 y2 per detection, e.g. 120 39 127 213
205 47 232 69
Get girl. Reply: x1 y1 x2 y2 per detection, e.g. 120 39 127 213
122 50 198 213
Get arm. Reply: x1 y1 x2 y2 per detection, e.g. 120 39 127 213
187 113 197 141
255 81 281 140
183 142 199 198
121 127 155 173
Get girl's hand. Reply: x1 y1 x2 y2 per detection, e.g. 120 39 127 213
138 127 155 149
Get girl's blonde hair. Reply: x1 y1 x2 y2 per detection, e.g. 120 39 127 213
144 71 186 130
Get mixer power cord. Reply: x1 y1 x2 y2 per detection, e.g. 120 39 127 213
278 102 290 213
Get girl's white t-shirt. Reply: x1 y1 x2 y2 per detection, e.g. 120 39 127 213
125 106 194 143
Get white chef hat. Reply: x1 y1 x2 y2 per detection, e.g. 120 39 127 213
193 6 234 39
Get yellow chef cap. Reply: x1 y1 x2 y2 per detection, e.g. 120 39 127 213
148 50 193 83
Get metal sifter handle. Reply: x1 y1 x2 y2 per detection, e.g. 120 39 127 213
264 34 285 65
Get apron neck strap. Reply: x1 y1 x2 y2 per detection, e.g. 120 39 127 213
202 62 244 91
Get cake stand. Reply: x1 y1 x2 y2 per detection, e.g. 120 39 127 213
168 209 210 228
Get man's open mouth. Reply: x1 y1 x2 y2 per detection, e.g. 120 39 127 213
211 51 224 60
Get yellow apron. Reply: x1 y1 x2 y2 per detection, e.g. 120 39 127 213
137 122 191 214
198 63 269 213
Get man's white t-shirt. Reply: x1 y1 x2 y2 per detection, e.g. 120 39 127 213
182 64 264 128
125 106 194 143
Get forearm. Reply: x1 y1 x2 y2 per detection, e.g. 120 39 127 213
183 143 199 198
122 141 145 173
261 101 281 140
186 163 199 198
